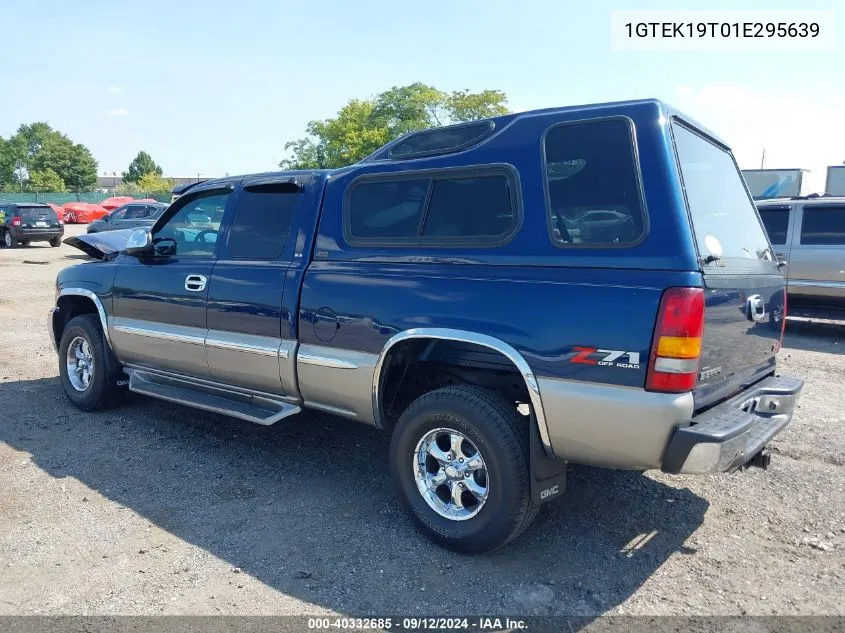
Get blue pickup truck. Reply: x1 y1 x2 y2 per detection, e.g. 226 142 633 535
50 99 803 552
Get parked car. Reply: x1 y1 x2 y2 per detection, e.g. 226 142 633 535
0 202 64 248
87 202 169 234
62 202 109 224
100 196 135 211
757 195 845 318
50 99 803 552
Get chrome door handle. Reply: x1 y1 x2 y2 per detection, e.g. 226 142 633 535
185 274 207 292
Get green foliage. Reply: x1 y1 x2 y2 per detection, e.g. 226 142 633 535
26 168 66 192
447 89 509 123
122 151 163 183
280 83 509 170
0 137 16 187
113 181 144 195
0 122 98 192
137 172 174 194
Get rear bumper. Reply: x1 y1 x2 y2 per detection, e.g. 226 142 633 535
14 229 63 241
661 375 804 474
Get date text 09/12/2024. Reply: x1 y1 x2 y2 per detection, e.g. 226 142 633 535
307 617 527 630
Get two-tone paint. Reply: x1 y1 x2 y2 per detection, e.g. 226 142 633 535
52 98 789 471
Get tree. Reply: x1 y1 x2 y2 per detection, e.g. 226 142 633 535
0 137 15 188
137 172 174 194
122 151 162 184
1 122 98 191
113 181 143 196
26 168 66 192
280 83 509 169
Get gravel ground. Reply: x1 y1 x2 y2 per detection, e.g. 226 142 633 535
0 226 842 617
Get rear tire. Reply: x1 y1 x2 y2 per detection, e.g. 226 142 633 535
3 231 16 248
389 385 538 553
49 237 61 247
58 314 125 411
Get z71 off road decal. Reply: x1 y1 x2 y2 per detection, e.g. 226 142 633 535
570 346 641 369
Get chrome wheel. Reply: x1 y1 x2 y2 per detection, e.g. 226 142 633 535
66 336 94 392
3 232 12 248
413 427 489 521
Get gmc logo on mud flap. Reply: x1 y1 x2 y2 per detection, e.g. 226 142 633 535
570 347 641 370
540 485 560 500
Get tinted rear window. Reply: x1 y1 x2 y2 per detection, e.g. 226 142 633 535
347 171 517 243
20 207 59 222
800 206 845 245
672 122 772 263
544 118 646 246
758 207 790 245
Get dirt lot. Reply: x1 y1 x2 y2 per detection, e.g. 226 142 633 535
0 225 842 617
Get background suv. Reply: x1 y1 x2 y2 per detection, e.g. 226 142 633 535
0 202 64 248
757 195 845 318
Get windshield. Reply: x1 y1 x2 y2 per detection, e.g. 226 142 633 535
672 122 772 264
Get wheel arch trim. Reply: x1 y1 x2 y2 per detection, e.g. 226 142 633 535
371 327 555 458
56 288 114 352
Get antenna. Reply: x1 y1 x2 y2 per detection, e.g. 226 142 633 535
760 148 766 169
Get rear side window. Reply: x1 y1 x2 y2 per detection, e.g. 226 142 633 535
544 118 646 247
673 122 772 263
423 176 514 237
346 169 517 244
758 207 790 245
226 186 297 259
800 206 845 245
348 180 428 239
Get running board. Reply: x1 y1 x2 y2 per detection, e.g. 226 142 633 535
128 370 301 425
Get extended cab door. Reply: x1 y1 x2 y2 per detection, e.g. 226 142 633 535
110 186 233 378
205 177 302 395
786 204 845 307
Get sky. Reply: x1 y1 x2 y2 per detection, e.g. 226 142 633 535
2 0 843 191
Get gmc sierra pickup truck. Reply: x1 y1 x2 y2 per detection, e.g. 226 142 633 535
50 99 803 552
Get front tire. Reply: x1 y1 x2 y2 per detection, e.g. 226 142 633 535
58 314 125 411
389 385 538 553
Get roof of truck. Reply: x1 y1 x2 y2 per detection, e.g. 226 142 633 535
195 98 723 188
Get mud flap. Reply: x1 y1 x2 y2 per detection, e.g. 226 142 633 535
529 413 566 504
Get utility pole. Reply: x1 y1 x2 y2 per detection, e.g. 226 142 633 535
15 160 25 193
760 148 766 169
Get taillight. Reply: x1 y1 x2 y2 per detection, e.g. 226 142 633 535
11 217 21 226
646 287 705 393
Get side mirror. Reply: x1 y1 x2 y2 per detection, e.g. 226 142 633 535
124 228 153 256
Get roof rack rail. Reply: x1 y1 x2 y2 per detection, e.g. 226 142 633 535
789 193 832 200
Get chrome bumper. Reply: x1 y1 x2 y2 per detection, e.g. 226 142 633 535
662 375 804 474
